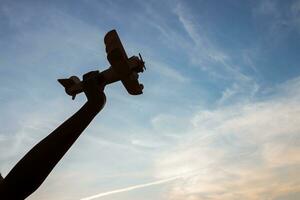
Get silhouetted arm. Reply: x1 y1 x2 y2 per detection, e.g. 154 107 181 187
0 71 105 199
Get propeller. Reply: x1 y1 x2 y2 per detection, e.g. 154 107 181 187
139 53 146 71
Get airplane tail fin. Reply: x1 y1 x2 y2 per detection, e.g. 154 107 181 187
58 78 74 89
58 76 81 99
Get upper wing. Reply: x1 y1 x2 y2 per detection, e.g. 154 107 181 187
104 29 128 61
104 29 130 77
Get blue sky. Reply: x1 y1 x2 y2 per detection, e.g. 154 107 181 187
1 0 300 199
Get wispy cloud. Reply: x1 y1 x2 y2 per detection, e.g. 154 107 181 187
173 3 230 70
172 2 260 104
252 0 300 39
149 60 188 83
80 175 183 200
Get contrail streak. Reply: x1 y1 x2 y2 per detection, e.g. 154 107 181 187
80 175 183 200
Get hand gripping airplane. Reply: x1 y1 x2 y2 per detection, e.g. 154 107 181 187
58 29 146 99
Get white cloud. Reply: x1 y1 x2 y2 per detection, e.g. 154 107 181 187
154 76 300 199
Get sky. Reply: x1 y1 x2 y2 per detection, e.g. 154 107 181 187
0 0 300 199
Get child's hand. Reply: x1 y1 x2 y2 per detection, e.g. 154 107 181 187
82 71 106 112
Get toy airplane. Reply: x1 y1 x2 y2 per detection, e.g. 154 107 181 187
58 30 146 99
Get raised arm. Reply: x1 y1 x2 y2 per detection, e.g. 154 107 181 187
0 71 105 199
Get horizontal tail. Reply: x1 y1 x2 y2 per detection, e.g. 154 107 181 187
58 76 82 99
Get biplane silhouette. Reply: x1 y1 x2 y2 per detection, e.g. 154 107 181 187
58 30 146 99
